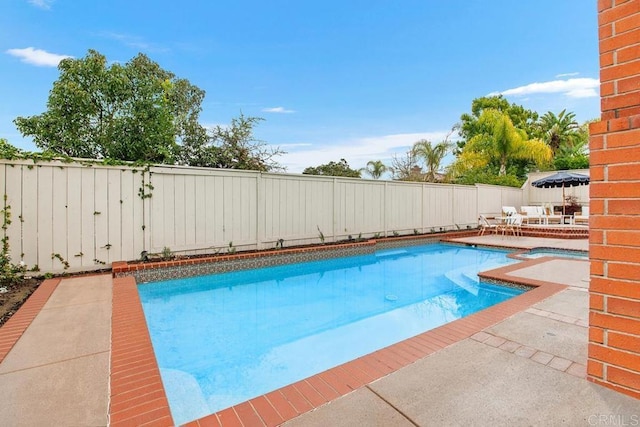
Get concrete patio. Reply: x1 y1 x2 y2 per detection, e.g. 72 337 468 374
0 275 111 426
0 236 638 426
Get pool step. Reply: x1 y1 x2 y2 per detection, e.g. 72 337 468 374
444 268 480 295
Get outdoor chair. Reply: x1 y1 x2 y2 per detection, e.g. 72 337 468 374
543 206 564 225
500 213 523 236
502 206 518 217
573 206 589 225
520 206 545 224
478 214 498 235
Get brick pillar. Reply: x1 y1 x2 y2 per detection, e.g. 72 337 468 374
588 0 640 399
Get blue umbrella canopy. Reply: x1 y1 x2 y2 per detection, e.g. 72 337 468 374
531 172 589 216
531 171 590 188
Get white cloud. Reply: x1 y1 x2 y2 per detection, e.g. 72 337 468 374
6 47 72 67
28 0 53 9
262 107 295 114
555 72 579 78
565 88 599 98
279 131 453 173
491 78 599 99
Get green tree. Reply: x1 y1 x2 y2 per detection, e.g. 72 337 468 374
451 168 524 187
456 95 539 153
537 109 579 155
553 120 591 170
303 159 361 178
0 139 24 159
412 139 451 182
361 160 388 179
450 109 552 179
181 114 285 172
14 49 207 164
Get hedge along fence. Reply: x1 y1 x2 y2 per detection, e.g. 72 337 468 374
0 159 523 273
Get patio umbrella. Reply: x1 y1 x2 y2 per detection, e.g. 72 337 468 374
531 171 590 215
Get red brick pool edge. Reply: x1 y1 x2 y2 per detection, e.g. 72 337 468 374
0 278 61 364
109 258 567 426
110 276 173 426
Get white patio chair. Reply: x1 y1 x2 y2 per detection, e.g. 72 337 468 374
501 213 523 236
502 206 518 217
543 206 563 225
478 214 498 235
521 206 544 224
573 206 589 225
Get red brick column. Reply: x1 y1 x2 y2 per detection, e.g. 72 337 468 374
588 0 640 399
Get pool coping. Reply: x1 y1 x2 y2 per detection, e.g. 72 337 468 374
108 241 571 426
0 278 61 364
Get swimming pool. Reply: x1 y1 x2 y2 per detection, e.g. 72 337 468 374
138 243 522 424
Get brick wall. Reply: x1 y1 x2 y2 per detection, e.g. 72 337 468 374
588 0 640 399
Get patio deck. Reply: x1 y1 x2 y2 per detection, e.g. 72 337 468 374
0 236 637 426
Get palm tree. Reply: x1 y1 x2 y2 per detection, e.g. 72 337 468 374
412 139 451 182
451 109 552 176
538 109 579 155
361 160 388 179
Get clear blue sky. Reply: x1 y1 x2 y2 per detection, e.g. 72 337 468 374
1 0 599 173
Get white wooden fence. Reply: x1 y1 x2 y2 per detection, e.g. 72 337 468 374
0 160 523 273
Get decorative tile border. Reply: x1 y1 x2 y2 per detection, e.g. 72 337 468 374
373 231 477 249
0 278 61 364
113 231 478 283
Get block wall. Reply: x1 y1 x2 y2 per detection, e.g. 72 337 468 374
588 0 640 399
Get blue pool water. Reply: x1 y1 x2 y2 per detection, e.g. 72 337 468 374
138 243 522 424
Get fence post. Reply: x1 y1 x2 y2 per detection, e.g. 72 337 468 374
256 173 264 250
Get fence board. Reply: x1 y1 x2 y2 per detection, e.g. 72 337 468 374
119 169 136 262
213 176 225 245
93 168 110 266
184 174 196 247
80 168 95 267
20 166 38 269
3 165 23 266
194 175 206 246
174 174 186 248
66 167 83 268
107 169 122 263
0 165 27 270
51 167 68 267
37 166 54 271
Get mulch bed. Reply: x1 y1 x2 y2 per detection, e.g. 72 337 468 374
0 278 41 327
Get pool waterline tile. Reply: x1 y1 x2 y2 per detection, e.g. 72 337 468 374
109 244 569 426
